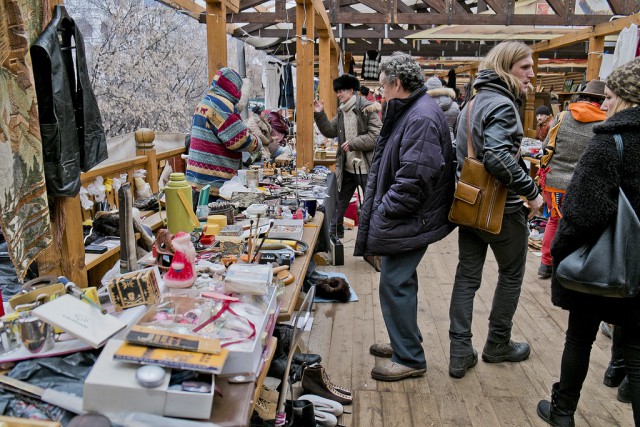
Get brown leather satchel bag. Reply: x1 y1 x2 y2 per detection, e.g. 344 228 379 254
448 100 508 234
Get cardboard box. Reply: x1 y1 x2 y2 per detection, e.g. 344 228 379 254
222 285 277 374
268 219 304 241
84 339 214 419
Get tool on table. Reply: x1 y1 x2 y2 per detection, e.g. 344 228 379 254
0 375 84 414
58 276 107 315
251 222 274 263
118 183 138 274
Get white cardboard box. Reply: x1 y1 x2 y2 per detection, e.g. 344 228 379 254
84 339 214 419
222 285 277 374
267 219 304 241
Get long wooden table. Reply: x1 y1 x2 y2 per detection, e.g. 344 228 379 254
210 212 324 426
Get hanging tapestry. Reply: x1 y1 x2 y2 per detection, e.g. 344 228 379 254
0 0 52 280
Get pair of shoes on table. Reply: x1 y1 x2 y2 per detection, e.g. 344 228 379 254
369 342 392 358
449 349 478 379
482 340 531 363
538 263 552 279
371 360 426 382
299 394 344 427
301 364 352 405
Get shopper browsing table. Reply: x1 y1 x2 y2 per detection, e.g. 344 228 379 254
448 41 543 379
313 74 382 238
354 53 456 381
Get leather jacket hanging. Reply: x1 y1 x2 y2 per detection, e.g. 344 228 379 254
31 5 108 197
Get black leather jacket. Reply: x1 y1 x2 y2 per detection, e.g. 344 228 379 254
31 5 108 196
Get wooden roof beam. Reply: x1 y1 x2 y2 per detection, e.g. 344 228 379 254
532 12 640 52
607 0 640 15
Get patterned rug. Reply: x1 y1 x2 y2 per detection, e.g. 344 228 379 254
0 0 52 280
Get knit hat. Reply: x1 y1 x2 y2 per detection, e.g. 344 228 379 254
579 80 605 99
535 105 551 116
605 57 640 104
426 76 443 91
210 67 243 104
333 74 360 92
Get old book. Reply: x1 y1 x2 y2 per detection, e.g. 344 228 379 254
32 294 127 348
125 326 221 355
113 342 228 374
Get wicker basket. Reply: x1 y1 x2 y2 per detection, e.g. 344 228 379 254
208 202 235 225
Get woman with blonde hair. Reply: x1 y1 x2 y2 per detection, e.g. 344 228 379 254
448 41 543 379
537 57 640 427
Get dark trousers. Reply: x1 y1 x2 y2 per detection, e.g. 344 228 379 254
380 246 428 369
331 171 367 232
558 310 640 425
449 208 529 357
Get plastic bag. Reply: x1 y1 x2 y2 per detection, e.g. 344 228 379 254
219 176 249 200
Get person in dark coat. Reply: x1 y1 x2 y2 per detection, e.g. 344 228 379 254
448 41 543 379
354 52 456 381
537 57 640 427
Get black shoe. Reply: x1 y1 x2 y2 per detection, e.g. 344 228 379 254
449 349 478 378
292 353 322 365
536 382 577 427
482 340 531 363
603 360 626 387
538 263 552 279
617 376 631 403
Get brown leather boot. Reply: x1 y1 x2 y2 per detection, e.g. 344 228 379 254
301 365 352 405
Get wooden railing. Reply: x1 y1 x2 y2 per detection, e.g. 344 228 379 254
36 129 186 287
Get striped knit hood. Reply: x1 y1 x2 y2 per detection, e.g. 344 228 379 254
210 67 243 105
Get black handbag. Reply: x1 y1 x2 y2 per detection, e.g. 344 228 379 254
556 134 640 298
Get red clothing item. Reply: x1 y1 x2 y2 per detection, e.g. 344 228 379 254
536 118 552 141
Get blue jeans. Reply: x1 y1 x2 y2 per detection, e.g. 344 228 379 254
449 208 529 357
379 246 429 369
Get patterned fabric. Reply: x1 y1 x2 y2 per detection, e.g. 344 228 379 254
340 96 358 173
362 50 380 80
0 0 52 280
186 68 260 196
605 57 640 104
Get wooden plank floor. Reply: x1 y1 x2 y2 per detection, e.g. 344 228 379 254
302 227 635 426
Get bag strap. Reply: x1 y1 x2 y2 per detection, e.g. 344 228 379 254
465 99 520 161
466 99 476 158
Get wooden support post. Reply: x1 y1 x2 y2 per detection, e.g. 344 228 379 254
135 128 159 194
38 197 87 287
205 0 227 83
318 35 334 118
525 52 539 138
295 0 315 170
586 35 605 81
328 43 339 118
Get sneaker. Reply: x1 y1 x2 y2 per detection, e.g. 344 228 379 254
371 360 426 382
600 321 613 339
449 349 478 378
369 343 393 358
538 263 552 279
482 340 531 363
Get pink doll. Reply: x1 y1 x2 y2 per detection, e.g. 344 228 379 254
163 231 196 288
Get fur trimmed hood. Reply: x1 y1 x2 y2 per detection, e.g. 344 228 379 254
427 86 456 100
